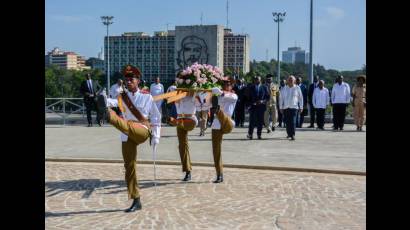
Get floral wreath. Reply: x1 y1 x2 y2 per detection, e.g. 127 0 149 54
175 62 225 90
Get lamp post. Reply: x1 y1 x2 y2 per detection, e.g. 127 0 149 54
308 0 314 84
272 12 286 83
101 16 114 91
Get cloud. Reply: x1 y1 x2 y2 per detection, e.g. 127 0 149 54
50 15 93 23
325 7 345 20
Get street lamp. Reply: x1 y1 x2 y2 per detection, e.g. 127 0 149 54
101 16 114 92
272 12 286 83
308 0 314 84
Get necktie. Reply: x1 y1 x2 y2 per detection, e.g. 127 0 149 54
88 80 93 94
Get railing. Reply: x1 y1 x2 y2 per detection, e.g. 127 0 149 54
45 98 86 125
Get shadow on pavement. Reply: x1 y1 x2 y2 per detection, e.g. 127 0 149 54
45 179 181 198
45 209 123 218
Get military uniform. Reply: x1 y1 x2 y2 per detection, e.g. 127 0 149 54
105 65 161 212
264 83 279 132
174 94 198 180
352 81 366 130
211 87 238 181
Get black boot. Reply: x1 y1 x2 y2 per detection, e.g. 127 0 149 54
183 171 191 181
213 174 223 183
124 197 142 213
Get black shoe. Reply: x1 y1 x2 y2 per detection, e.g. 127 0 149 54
124 197 142 213
88 123 92 127
333 127 338 131
290 136 295 141
308 125 314 128
213 174 223 183
278 124 282 128
339 128 344 131
272 126 275 131
183 171 191 181
267 129 271 133
247 134 253 140
257 136 262 140
286 135 290 138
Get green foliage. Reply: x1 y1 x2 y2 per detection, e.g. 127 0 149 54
45 65 106 98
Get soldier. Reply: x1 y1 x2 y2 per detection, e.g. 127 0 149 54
195 90 211 136
210 77 238 183
352 75 366 131
169 90 198 181
264 74 279 133
103 65 161 213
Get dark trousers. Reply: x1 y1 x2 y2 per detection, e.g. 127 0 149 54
248 106 265 137
284 108 297 137
309 103 316 126
315 108 326 129
296 109 305 128
84 99 100 124
333 103 347 129
234 102 245 127
277 106 283 127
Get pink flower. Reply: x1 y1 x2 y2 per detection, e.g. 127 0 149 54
178 79 184 84
186 79 191 84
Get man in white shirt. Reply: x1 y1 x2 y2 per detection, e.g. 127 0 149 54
195 91 211 136
110 79 124 115
331 76 351 131
150 77 164 115
173 91 198 182
103 65 161 213
110 79 124 99
279 75 303 141
312 80 330 130
210 77 238 183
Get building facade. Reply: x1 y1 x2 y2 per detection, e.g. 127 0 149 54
86 57 105 72
45 47 90 70
282 47 308 64
104 25 250 84
104 31 175 84
175 25 224 72
223 28 250 74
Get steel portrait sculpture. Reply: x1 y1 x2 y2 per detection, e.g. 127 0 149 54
177 35 209 69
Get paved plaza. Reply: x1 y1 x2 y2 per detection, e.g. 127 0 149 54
45 124 366 172
45 162 366 230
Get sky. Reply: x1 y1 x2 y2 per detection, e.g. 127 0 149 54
45 0 366 71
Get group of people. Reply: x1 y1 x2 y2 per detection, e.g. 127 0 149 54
96 65 239 212
81 65 366 213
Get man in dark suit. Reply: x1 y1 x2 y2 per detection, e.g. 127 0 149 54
80 73 102 127
233 78 246 127
295 76 308 128
246 76 269 139
307 75 319 128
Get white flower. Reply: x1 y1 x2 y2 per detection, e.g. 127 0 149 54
178 79 184 84
186 79 191 84
201 74 206 78
211 77 218 83
192 82 197 87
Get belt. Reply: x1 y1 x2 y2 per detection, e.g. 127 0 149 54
177 114 195 118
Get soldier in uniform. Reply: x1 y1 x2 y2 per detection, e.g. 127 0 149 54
352 75 366 131
103 65 162 213
210 77 238 183
264 74 279 133
169 90 198 181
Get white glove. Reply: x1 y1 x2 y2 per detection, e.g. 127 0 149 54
212 87 223 95
151 137 160 145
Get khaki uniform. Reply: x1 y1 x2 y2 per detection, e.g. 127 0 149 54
352 85 366 127
175 96 198 172
264 83 279 131
211 92 237 175
108 110 151 199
